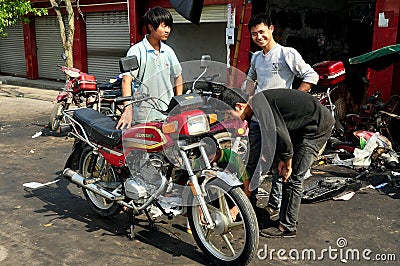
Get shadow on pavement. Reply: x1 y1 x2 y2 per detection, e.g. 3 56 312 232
23 172 211 265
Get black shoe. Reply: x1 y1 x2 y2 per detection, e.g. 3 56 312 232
259 219 279 229
260 226 296 238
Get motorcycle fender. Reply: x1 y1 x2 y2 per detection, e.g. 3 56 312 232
202 169 242 188
64 140 85 171
56 92 69 101
180 170 242 215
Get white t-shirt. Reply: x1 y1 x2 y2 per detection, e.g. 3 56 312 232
247 44 319 94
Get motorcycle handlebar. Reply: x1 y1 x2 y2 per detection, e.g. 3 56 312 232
114 94 151 103
113 95 169 116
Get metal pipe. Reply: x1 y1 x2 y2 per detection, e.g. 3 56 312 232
136 172 168 211
63 168 121 201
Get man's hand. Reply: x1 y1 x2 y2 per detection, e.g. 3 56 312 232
116 105 133 129
278 159 292 183
297 82 313 93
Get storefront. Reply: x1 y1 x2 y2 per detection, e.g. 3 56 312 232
0 22 26 77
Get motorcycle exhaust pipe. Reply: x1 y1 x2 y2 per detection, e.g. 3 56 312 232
63 168 119 201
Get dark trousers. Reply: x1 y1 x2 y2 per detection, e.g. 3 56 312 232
279 131 332 232
247 121 263 204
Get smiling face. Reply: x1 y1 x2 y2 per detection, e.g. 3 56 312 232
250 22 276 53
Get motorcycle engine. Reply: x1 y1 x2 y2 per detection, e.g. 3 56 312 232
125 152 165 203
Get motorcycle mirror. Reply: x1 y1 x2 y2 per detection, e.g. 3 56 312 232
200 55 211 68
119 56 139 73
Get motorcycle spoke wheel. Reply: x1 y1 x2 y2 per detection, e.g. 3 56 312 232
49 101 66 131
188 185 258 265
80 147 121 217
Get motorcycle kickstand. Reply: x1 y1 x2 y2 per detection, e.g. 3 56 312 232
144 209 156 231
153 200 174 220
127 210 135 240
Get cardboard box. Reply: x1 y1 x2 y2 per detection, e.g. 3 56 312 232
313 61 345 86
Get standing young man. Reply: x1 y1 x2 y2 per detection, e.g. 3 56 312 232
220 88 335 237
117 7 183 129
244 13 319 215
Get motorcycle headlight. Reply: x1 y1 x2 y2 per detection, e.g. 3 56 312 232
187 114 209 135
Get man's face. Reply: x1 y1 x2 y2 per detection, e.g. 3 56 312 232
250 22 274 49
226 102 251 121
150 22 171 41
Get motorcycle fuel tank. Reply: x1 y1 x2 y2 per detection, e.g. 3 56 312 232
122 123 170 152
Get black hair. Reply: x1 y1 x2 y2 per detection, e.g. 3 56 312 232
248 13 272 31
144 6 173 33
219 88 249 109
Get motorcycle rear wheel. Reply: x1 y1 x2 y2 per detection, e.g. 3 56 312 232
188 183 258 265
49 101 67 131
79 146 122 217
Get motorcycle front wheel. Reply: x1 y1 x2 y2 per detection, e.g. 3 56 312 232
79 146 122 217
49 101 67 131
188 183 259 265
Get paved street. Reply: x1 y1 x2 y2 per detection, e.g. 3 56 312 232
0 83 398 265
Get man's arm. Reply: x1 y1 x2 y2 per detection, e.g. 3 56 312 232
174 74 183 95
285 48 319 91
116 75 133 129
244 79 256 96
252 91 293 165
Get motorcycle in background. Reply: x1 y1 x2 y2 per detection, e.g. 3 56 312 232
49 64 122 131
62 55 259 265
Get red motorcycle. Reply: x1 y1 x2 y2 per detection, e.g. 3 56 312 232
62 56 258 265
49 65 122 131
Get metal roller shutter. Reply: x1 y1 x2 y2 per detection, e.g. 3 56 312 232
86 12 130 84
168 4 227 23
35 16 69 80
0 22 26 76
166 5 228 63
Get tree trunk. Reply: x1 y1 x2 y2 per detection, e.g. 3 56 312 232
49 0 75 68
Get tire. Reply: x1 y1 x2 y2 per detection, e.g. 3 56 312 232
79 146 122 217
49 101 67 131
188 183 259 265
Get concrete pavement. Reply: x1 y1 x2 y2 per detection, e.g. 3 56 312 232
0 80 399 265
0 75 64 91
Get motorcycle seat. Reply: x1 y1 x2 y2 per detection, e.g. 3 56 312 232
73 108 122 147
